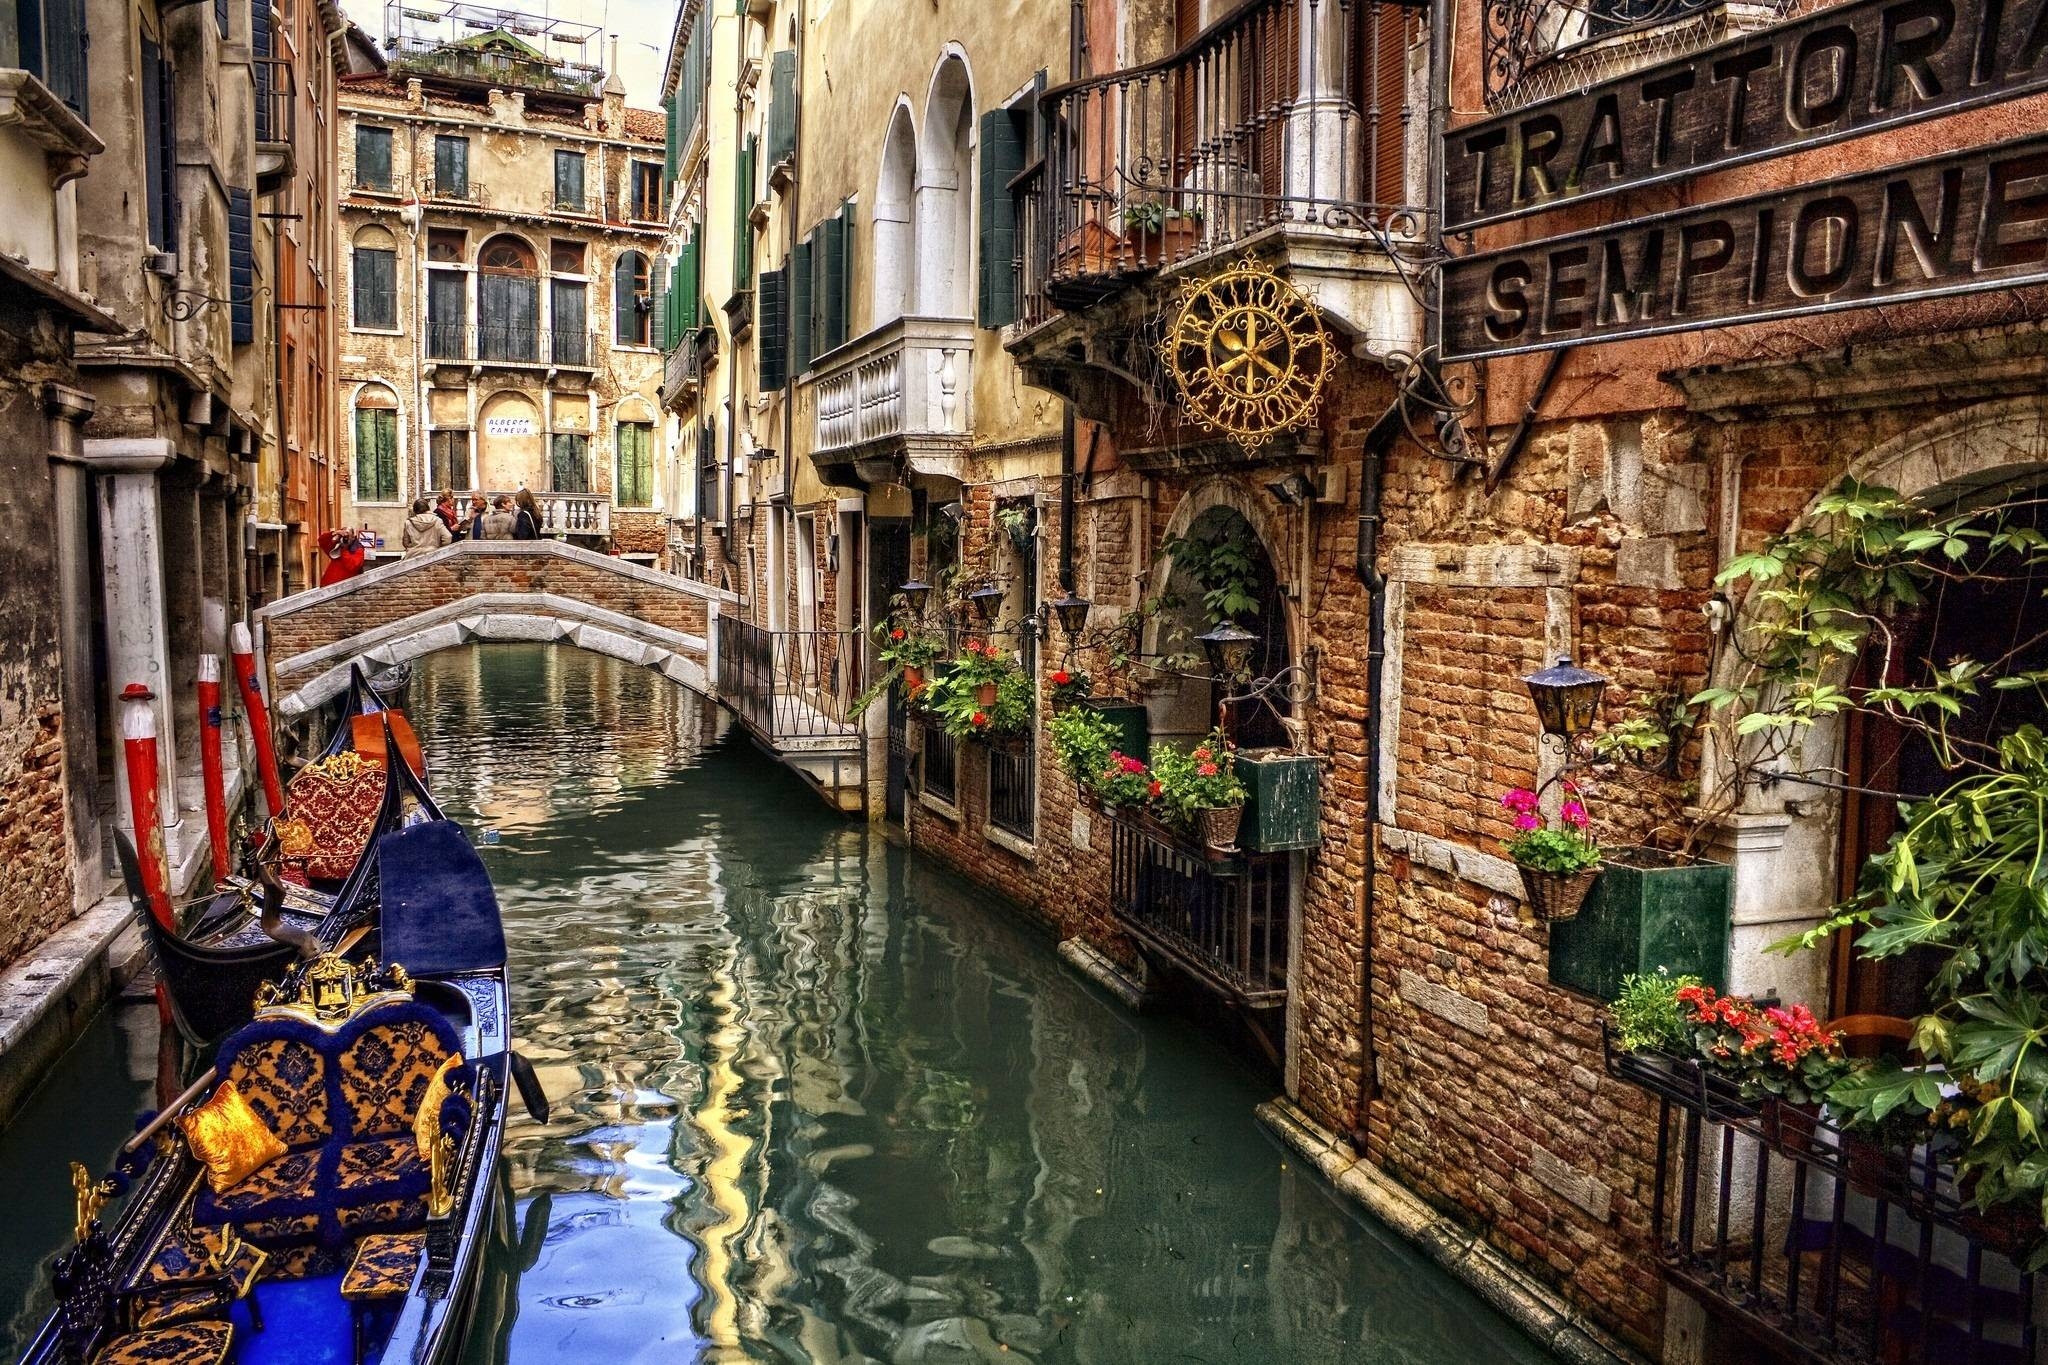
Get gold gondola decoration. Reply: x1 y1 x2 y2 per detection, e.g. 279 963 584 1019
1160 257 1337 450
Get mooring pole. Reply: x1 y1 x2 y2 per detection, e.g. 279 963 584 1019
197 655 231 881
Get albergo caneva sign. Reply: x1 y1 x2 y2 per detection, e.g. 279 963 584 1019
1444 0 2048 230
1440 133 2048 360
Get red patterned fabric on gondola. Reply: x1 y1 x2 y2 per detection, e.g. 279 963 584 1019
282 751 384 881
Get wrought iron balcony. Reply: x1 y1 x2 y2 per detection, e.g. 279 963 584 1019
1605 1026 2041 1364
812 315 974 471
1018 0 1424 323
253 58 295 195
1109 811 1291 1027
1483 0 1789 109
424 324 598 369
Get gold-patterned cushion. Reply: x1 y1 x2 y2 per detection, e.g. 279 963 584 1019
177 1084 286 1194
282 751 384 881
222 1036 328 1150
340 1233 423 1301
93 1320 233 1365
338 1018 454 1141
413 1054 462 1161
131 1287 223 1330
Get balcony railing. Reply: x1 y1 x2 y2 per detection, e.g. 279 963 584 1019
920 721 959 806
453 490 609 537
1109 812 1291 1008
813 316 974 462
1021 0 1422 319
384 32 603 96
1606 1027 2041 1364
422 177 484 205
987 740 1036 842
424 324 597 368
662 334 705 406
716 619 865 748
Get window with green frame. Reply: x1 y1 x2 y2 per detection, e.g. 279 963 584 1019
615 422 653 507
551 433 590 493
354 402 399 502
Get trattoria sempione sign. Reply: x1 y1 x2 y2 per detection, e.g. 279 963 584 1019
1439 134 2048 360
1444 0 2048 231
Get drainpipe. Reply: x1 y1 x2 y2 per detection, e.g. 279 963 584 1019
1351 395 1405 1153
1058 403 1076 592
782 0 804 524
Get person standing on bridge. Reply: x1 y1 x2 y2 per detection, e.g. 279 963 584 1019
479 495 519 541
435 491 462 540
512 488 543 541
467 493 489 541
402 498 452 558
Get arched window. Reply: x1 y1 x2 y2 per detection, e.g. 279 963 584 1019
917 54 974 318
477 234 539 362
614 251 651 345
353 386 400 503
872 105 917 325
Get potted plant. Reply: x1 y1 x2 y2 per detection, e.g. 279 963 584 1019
1096 751 1155 812
951 637 1016 709
875 619 945 698
1501 786 1603 920
1047 667 1091 712
922 659 1032 744
1121 201 1202 267
1549 844 1732 1001
1154 730 1249 854
1049 704 1118 808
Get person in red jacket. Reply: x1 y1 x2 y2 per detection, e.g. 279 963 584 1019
317 528 367 586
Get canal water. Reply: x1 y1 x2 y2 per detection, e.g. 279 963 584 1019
4 644 1555 1364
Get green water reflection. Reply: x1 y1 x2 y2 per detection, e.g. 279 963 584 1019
2 643 1556 1365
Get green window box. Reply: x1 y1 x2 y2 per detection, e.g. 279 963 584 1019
1548 847 1731 1002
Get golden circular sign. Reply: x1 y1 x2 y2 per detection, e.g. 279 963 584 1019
1161 259 1335 449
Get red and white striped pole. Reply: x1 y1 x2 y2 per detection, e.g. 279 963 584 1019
119 683 176 932
197 655 231 881
230 622 285 820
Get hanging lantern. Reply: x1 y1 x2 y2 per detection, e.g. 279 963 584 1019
967 582 1005 624
1051 592 1092 638
898 579 932 616
1522 657 1609 739
1198 621 1259 682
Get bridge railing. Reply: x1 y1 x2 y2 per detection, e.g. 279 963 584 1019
447 490 610 537
716 618 866 747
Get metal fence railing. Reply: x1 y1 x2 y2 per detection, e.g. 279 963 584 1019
424 324 597 367
717 618 865 746
922 722 958 806
987 739 1035 842
1109 813 1290 1007
1606 1027 2042 1365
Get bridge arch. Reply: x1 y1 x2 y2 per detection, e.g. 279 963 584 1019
255 540 737 720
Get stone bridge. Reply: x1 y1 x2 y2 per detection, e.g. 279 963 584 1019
255 541 736 721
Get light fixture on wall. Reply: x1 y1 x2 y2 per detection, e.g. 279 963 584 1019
898 579 932 616
1198 620 1260 683
1050 592 1092 638
1266 471 1317 506
1522 657 1609 742
967 582 1004 625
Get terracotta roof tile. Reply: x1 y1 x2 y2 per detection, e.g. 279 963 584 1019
623 107 664 142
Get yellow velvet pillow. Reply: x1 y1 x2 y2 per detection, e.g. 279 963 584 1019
414 1054 463 1163
178 1082 287 1194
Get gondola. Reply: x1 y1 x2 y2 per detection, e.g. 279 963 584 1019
27 732 543 1365
136 664 416 1050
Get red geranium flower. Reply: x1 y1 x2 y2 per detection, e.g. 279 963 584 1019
971 711 988 727
1197 761 1219 777
1051 670 1071 686
1148 780 1163 798
890 628 906 641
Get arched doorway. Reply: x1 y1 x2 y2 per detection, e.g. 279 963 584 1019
477 234 539 362
477 390 543 492
916 54 973 318
1149 502 1291 750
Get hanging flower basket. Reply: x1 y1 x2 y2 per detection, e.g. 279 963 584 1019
1199 803 1244 854
1518 864 1601 921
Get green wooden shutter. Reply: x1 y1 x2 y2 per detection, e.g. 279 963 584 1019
228 188 255 344
978 108 1024 328
663 93 679 188
790 236 813 374
677 237 700 330
733 135 757 286
822 209 847 351
758 266 787 390
767 50 797 167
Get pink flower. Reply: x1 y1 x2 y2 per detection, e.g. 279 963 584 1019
1513 812 1540 831
1197 761 1219 777
1121 756 1146 774
1560 800 1589 829
1500 788 1540 813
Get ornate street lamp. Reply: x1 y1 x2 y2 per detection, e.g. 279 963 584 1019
1522 657 1609 741
898 579 932 617
1198 620 1260 683
967 582 1005 625
1050 592 1092 639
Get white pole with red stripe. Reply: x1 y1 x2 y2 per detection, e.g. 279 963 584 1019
119 683 176 931
196 654 231 881
230 622 285 820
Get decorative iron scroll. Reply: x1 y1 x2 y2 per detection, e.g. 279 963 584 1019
1481 0 1794 109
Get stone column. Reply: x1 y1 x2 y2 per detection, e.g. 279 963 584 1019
44 384 101 912
1287 0 1361 205
79 438 183 853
